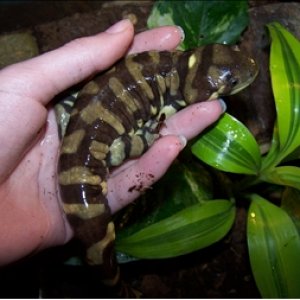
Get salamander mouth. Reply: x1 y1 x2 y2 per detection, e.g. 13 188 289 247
228 72 258 95
229 60 259 95
213 67 259 98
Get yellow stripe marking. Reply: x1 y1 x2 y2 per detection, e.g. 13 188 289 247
59 166 101 185
125 56 154 100
136 119 143 128
109 137 126 166
150 105 158 115
155 73 166 108
63 203 105 219
169 67 180 96
80 80 100 95
155 73 166 94
188 53 197 68
86 221 115 265
148 51 160 65
184 49 203 104
100 180 108 195
80 101 125 135
129 135 144 157
61 129 85 154
89 140 109 161
158 104 177 119
108 77 140 113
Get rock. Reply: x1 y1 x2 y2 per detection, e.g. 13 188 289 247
34 1 154 53
0 31 39 69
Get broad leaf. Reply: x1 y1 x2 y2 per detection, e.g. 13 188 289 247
263 23 300 169
262 166 300 190
116 200 235 259
281 187 300 235
247 194 300 298
147 0 249 50
115 161 214 241
192 113 261 175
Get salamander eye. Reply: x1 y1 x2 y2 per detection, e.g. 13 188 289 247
220 69 237 86
230 77 239 86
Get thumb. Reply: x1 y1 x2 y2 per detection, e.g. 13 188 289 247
0 19 134 105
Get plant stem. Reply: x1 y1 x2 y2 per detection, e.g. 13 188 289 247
234 175 263 193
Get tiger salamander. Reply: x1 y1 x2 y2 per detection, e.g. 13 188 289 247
58 44 258 287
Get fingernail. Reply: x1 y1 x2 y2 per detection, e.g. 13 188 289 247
176 26 185 42
218 98 227 113
178 135 187 149
106 19 132 34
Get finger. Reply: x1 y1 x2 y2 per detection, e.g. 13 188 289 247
129 25 184 54
112 101 225 179
0 20 135 181
0 19 135 104
110 103 221 179
161 99 226 140
108 99 225 213
107 134 186 213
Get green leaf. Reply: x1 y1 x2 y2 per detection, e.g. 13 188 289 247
147 0 249 50
115 161 214 240
281 145 300 163
247 194 300 298
262 166 300 190
116 200 235 259
263 23 300 169
192 113 261 175
281 187 300 235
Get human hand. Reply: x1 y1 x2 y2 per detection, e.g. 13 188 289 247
0 20 224 265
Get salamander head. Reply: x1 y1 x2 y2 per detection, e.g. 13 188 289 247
183 44 258 104
205 44 258 100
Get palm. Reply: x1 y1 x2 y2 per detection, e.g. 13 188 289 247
0 21 223 266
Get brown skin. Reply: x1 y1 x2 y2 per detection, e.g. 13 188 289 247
0 20 224 265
